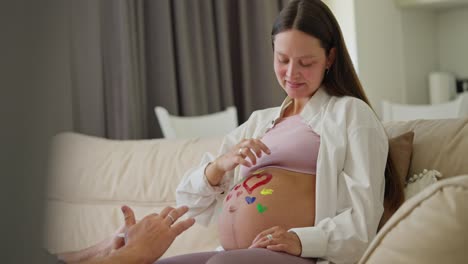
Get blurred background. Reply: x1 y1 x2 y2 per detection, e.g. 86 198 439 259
1 0 467 262
33 0 468 140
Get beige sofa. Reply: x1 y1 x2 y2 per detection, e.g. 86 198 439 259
44 119 468 263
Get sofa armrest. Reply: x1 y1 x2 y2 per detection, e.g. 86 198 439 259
359 175 468 264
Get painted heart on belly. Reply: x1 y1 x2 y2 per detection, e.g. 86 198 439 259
256 203 267 213
225 193 232 202
242 172 272 194
245 196 256 204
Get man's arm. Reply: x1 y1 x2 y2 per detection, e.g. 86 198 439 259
56 205 194 264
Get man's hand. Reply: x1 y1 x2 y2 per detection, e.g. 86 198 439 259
122 206 195 263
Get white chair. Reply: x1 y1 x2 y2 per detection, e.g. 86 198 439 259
382 92 468 122
154 106 238 139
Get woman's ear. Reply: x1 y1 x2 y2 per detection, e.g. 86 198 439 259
327 47 336 68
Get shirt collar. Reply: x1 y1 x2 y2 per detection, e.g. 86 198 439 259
273 86 330 123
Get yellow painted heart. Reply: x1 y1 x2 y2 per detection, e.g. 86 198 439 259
260 188 274 195
252 169 265 175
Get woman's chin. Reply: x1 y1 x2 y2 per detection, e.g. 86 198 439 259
284 89 309 99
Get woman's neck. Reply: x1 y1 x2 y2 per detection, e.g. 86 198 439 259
284 97 308 117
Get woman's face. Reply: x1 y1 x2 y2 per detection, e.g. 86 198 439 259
273 29 334 99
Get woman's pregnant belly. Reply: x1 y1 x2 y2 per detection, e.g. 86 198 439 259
217 167 316 250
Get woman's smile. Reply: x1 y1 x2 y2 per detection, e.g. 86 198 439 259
286 80 305 89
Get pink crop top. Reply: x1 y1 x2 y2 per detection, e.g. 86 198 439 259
239 115 320 178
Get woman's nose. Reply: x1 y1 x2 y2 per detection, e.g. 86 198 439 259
286 62 299 78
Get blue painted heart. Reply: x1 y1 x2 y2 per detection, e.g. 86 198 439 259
245 196 256 204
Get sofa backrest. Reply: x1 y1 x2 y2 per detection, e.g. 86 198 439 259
384 118 468 179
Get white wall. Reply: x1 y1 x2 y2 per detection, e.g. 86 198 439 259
353 1 468 114
354 0 407 116
438 7 468 78
323 0 359 71
400 10 438 104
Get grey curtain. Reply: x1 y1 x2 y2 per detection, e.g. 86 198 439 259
70 0 289 139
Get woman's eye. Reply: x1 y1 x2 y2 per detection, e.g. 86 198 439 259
300 61 314 67
278 59 289 64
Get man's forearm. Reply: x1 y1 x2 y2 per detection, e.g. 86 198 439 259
57 239 110 263
79 245 146 264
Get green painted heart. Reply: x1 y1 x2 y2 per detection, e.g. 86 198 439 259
256 203 267 213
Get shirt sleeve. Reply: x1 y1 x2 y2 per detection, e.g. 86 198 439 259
175 116 253 226
290 125 388 263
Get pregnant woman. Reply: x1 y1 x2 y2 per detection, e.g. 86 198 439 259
157 1 399 263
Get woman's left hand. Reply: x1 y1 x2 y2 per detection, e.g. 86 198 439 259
249 226 302 256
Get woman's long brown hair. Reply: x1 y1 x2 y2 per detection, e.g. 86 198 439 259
271 0 404 227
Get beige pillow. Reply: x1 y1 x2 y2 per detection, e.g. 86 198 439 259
360 175 468 264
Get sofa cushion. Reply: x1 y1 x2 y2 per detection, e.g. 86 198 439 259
359 175 468 264
46 132 223 256
384 118 468 179
48 132 223 203
44 200 219 258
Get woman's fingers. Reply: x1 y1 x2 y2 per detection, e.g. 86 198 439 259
253 226 276 243
250 226 276 247
235 155 252 167
242 140 263 158
255 139 271 155
267 244 288 252
239 147 257 165
249 237 271 249
240 139 271 158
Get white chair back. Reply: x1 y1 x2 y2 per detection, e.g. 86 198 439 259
382 92 468 122
154 106 238 139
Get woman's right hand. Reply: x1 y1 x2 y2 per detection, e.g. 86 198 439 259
206 138 271 186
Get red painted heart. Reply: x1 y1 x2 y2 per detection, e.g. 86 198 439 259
242 172 272 194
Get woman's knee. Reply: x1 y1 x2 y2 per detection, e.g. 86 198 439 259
206 248 315 264
155 251 218 264
206 248 272 264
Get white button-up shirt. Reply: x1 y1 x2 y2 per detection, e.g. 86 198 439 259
176 87 388 264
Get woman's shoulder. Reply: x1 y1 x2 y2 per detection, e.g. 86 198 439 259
328 95 382 128
328 95 374 115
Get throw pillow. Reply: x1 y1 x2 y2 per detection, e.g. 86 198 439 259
378 131 415 230
388 131 415 184
405 169 442 200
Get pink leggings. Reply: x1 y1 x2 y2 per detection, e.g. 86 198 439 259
155 248 317 264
